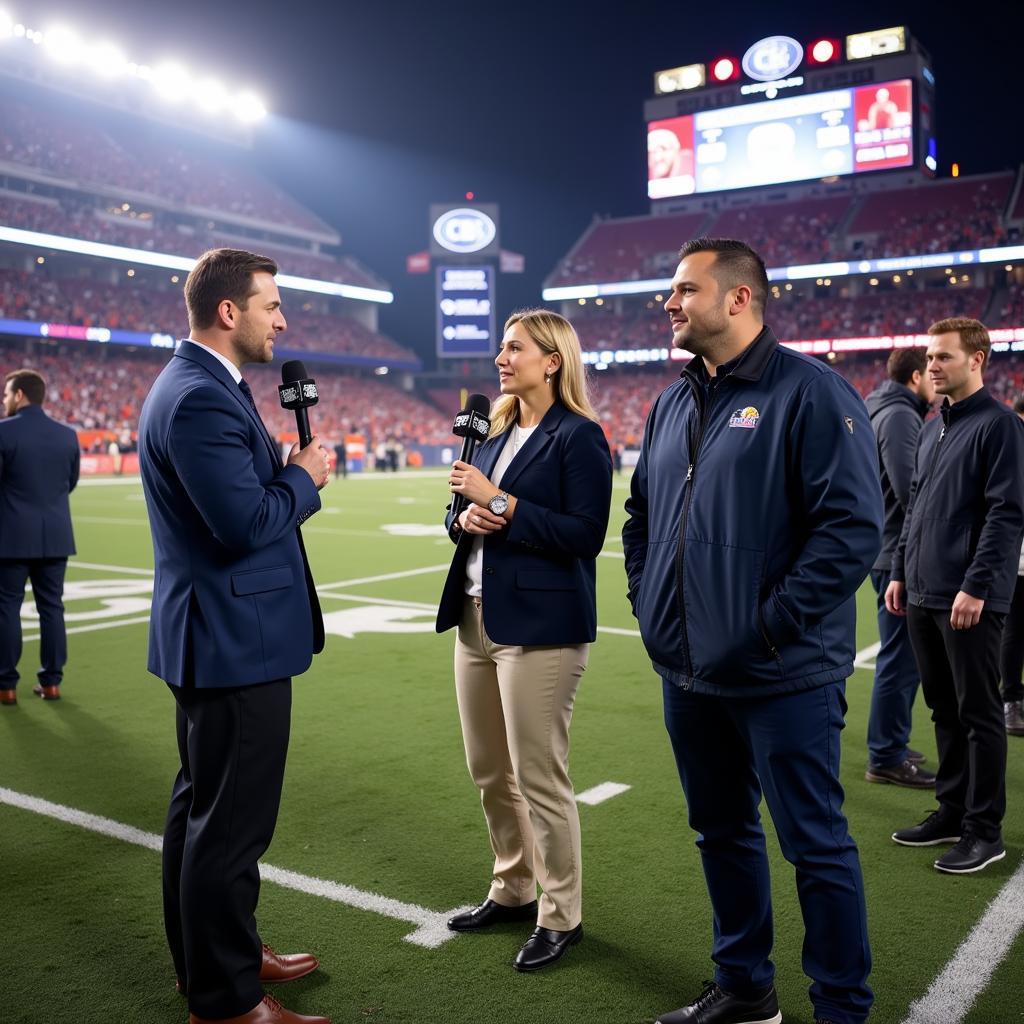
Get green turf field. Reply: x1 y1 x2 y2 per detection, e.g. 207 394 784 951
1 471 1021 1024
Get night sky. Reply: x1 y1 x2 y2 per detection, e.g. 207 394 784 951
24 1 1023 360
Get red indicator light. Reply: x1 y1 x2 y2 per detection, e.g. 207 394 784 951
465 191 475 200
808 38 839 64
711 57 737 82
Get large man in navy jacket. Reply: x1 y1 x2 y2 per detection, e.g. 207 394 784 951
0 368 80 705
623 239 882 1024
138 249 331 1024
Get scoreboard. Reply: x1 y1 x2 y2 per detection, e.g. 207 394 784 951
646 27 936 200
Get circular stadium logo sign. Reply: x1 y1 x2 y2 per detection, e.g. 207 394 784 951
432 208 497 254
742 36 804 82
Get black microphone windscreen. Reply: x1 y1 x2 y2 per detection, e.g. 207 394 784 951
282 360 308 383
466 393 491 415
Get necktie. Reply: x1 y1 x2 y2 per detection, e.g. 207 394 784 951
238 378 259 414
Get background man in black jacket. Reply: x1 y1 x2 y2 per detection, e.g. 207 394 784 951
863 349 936 787
886 318 1024 873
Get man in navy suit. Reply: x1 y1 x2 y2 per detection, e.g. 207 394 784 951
138 249 332 1024
0 368 79 706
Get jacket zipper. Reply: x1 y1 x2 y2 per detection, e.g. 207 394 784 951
909 417 948 602
674 378 716 680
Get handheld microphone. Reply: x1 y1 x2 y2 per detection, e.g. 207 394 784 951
279 360 319 448
450 393 491 523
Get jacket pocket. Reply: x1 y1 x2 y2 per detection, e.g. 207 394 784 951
516 568 576 591
231 565 294 596
912 516 972 597
683 539 778 682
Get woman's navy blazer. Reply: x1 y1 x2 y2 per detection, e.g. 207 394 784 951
436 400 613 645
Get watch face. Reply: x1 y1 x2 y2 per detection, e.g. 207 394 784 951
489 494 509 515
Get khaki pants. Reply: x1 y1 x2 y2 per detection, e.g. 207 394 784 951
454 597 588 930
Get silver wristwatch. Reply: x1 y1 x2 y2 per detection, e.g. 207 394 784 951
487 491 510 515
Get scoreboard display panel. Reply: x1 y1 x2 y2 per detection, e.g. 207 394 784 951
645 28 935 201
648 78 913 197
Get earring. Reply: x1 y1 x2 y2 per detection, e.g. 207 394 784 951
545 374 551 384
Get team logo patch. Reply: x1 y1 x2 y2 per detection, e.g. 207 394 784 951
844 416 855 434
728 406 760 429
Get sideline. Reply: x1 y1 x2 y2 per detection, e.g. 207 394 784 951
0 787 464 948
900 856 1024 1024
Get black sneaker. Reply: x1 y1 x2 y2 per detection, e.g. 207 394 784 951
934 834 1006 874
1005 700 1024 737
892 809 960 847
656 981 781 1024
865 760 936 788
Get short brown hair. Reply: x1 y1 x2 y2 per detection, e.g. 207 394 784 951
4 368 45 405
678 237 770 317
928 317 991 371
887 346 927 385
184 248 278 331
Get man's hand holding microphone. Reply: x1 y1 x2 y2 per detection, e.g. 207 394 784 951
279 359 330 490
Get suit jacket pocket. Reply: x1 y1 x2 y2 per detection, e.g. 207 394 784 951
516 568 576 591
231 565 294 596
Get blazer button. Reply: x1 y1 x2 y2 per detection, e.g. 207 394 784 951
484 567 495 575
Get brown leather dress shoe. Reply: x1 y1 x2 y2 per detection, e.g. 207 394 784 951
177 946 319 995
32 684 61 700
0 689 16 705
259 944 319 983
188 993 330 1024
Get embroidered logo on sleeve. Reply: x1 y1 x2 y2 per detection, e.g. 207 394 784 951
728 406 760 429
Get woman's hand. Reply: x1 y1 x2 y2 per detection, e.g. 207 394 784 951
449 460 499 508
458 503 507 535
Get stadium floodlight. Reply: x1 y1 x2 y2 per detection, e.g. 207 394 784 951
152 61 191 102
87 39 129 78
43 24 83 65
0 10 13 39
233 90 267 123
195 77 228 114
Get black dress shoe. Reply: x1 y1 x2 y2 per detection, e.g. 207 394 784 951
656 981 780 1024
512 923 582 972
447 898 538 932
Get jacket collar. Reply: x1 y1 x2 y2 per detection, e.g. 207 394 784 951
940 385 992 426
478 400 568 489
680 325 778 387
174 339 282 469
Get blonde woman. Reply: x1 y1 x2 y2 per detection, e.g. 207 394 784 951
436 309 612 971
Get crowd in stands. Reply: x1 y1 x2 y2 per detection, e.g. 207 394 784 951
0 194 386 290
0 268 415 361
547 172 1020 285
0 344 451 446
1 99 330 235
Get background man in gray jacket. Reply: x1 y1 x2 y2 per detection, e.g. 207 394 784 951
863 348 936 787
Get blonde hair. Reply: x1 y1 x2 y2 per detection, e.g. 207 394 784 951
489 308 598 437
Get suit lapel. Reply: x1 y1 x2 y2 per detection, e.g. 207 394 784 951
175 341 282 470
499 402 567 493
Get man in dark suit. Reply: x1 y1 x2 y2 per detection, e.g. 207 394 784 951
0 368 80 706
138 248 332 1024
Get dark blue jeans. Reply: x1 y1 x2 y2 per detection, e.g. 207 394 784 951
663 679 872 1024
0 558 68 688
867 569 921 768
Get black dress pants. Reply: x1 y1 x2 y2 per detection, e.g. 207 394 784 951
906 605 1006 841
999 575 1024 702
162 678 292 1019
0 558 68 688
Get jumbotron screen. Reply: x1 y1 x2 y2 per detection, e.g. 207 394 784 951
647 77 914 198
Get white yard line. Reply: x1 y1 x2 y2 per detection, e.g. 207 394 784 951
900 856 1024 1024
854 641 881 670
69 560 154 576
317 565 450 590
576 782 631 806
23 615 151 642
0 787 464 948
76 477 143 487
